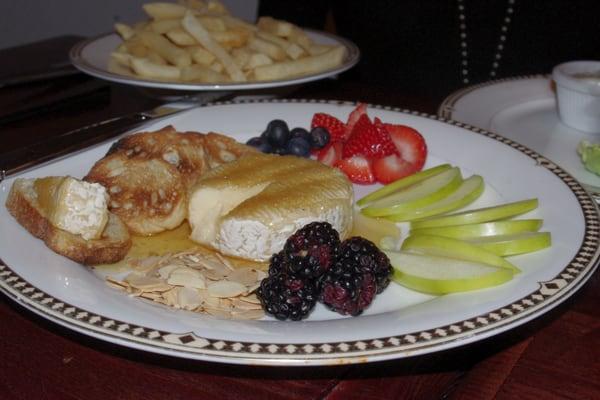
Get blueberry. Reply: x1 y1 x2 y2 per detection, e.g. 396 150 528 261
290 127 310 142
246 136 272 153
309 127 330 149
285 137 311 157
263 119 290 147
272 146 289 155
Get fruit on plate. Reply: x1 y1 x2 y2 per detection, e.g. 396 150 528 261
351 209 402 250
385 174 484 222
311 104 428 184
465 232 551 256
409 219 543 239
335 155 375 184
401 233 520 273
246 119 331 157
257 222 393 320
410 198 538 229
357 164 452 206
360 167 463 217
385 251 514 295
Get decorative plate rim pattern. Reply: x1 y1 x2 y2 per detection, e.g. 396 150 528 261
69 31 360 92
1 98 599 366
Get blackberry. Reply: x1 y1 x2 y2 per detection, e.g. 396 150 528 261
283 222 341 279
319 262 377 316
336 237 393 293
256 269 318 321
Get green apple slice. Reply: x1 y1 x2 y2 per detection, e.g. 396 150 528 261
466 232 551 256
401 233 520 273
361 167 462 217
410 219 543 239
351 209 402 250
385 251 514 294
357 164 452 206
385 175 484 222
410 198 538 229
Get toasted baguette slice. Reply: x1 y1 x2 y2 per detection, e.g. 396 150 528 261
5 178 131 265
86 127 255 235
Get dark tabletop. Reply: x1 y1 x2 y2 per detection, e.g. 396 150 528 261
0 37 599 400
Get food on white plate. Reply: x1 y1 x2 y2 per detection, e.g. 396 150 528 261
409 219 543 239
385 251 514 295
360 166 463 217
257 222 392 320
357 164 452 206
247 104 429 185
385 174 484 222
401 233 520 273
463 231 551 256
350 210 401 250
188 152 354 261
577 140 600 176
5 176 131 265
109 1 348 83
409 198 538 229
85 126 255 235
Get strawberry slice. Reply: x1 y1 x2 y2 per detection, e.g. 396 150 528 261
342 115 398 159
335 155 375 184
316 141 343 166
345 103 367 138
373 154 420 184
385 123 427 171
311 113 346 142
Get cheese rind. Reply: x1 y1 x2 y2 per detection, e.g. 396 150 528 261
188 153 353 261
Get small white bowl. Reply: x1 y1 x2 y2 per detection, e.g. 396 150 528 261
552 60 600 133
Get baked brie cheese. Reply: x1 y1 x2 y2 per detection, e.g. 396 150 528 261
188 153 354 261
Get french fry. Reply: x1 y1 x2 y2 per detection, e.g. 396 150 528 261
288 26 313 52
146 51 168 65
187 45 216 65
221 15 257 33
123 38 149 57
138 31 192 67
247 36 287 61
197 16 227 31
256 31 306 60
181 10 246 81
210 28 250 49
256 16 294 37
150 18 181 34
231 47 251 68
308 44 334 56
180 64 228 83
209 61 224 73
253 45 346 81
130 57 181 80
143 2 188 19
110 52 133 68
245 53 273 70
114 23 135 40
165 28 197 46
178 0 207 11
206 0 228 15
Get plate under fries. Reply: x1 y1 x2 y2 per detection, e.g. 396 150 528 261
0 100 598 365
69 30 360 92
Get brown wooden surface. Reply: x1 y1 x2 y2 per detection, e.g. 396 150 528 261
1 38 599 400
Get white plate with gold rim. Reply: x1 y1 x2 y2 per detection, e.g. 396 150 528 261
0 100 598 366
69 31 360 92
438 75 600 196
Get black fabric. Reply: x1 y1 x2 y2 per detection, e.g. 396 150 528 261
259 0 600 103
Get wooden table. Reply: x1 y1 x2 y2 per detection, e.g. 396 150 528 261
1 40 599 400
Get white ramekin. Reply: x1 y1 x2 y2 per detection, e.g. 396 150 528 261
552 60 600 133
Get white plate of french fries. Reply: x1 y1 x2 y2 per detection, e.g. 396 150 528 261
69 1 359 91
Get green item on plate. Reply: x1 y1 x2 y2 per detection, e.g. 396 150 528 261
577 140 600 176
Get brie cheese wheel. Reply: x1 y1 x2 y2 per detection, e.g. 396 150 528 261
188 153 354 261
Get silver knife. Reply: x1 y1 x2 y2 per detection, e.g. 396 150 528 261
0 91 234 181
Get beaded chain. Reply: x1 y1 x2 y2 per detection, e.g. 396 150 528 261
457 0 516 84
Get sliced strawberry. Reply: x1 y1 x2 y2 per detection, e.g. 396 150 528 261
345 103 367 138
311 113 346 142
373 154 420 184
342 114 398 159
385 123 427 171
316 141 344 166
335 155 375 184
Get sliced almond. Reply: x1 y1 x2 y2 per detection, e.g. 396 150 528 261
207 280 247 298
